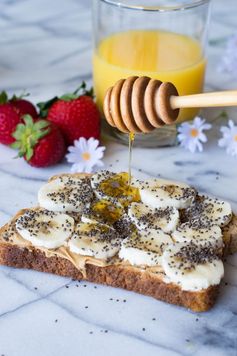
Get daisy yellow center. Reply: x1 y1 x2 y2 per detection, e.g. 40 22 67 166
234 135 237 142
190 128 199 137
82 152 91 161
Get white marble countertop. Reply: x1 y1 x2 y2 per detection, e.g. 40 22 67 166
0 1 237 355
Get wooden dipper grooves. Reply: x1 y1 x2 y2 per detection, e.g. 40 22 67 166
103 76 179 133
103 75 237 133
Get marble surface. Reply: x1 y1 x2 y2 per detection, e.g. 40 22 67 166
0 1 237 355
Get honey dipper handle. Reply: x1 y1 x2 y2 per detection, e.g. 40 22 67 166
170 90 237 109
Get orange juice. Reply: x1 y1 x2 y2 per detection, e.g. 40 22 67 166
93 30 206 122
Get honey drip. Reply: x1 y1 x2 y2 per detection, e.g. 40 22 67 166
98 172 140 207
128 133 135 185
90 199 124 224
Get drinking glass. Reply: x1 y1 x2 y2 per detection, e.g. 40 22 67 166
92 0 211 147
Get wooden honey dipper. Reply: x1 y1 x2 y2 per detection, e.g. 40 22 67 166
103 76 237 133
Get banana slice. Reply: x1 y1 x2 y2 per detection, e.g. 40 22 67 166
68 222 121 259
38 175 93 213
82 210 134 240
81 215 98 225
172 223 223 247
131 177 188 189
161 242 224 291
81 199 124 225
113 214 136 239
91 170 140 207
16 209 74 249
119 229 173 266
128 202 179 233
133 178 196 209
183 195 232 227
91 170 115 191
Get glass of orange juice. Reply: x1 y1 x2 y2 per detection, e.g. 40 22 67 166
92 0 211 147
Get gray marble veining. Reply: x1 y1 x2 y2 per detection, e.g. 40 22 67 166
0 1 237 355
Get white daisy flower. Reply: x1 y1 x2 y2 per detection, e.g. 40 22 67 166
66 137 106 173
218 120 237 157
218 33 237 75
177 116 212 153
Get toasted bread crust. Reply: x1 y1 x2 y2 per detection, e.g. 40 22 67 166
223 214 237 254
0 172 236 312
0 242 218 312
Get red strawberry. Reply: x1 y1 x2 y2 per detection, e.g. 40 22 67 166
38 83 100 145
0 91 37 145
12 115 66 168
11 98 38 119
0 103 22 145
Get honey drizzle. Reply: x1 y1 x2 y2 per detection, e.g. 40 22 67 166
128 133 135 185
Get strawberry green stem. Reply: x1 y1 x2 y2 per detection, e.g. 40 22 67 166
11 115 50 160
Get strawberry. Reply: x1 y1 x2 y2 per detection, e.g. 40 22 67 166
12 115 66 168
0 103 22 145
10 97 38 119
0 91 37 145
38 82 100 145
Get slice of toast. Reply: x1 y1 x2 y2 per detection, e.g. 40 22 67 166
0 173 236 312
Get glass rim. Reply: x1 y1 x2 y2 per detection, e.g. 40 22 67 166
99 0 210 12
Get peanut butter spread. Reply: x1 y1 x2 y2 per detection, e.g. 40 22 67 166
0 171 234 291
